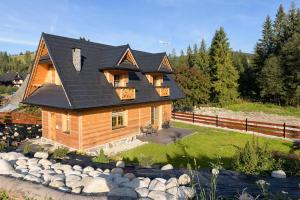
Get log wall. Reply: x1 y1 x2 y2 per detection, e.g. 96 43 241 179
41 101 172 150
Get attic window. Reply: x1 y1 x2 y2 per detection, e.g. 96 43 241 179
72 48 81 72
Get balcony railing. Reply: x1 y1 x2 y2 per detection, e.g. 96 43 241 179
155 86 170 97
115 87 136 100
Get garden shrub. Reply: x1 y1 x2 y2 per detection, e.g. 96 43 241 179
0 190 10 200
138 153 154 167
52 147 69 159
0 142 6 152
92 148 110 163
22 143 31 155
232 138 281 175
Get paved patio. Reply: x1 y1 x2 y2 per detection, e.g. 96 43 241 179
137 127 194 144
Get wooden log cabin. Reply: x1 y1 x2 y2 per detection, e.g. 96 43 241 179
22 33 184 150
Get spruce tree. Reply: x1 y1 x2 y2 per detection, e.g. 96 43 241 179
285 1 298 39
209 27 239 104
195 39 210 74
280 33 300 106
252 15 275 97
186 45 194 68
273 4 287 54
258 56 284 104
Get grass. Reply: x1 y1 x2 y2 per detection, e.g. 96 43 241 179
224 101 300 118
120 121 298 169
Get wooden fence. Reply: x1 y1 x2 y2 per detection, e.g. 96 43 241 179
172 111 300 139
0 112 42 125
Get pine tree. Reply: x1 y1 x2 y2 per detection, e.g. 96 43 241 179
252 15 275 97
193 43 198 54
186 45 194 68
280 33 300 106
258 56 285 104
209 27 239 104
284 1 299 39
273 4 287 54
195 39 210 74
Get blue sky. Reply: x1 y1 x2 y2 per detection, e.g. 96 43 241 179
0 0 298 54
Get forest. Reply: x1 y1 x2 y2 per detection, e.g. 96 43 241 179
171 2 300 110
0 51 33 74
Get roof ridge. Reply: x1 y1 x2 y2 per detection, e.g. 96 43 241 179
43 32 128 50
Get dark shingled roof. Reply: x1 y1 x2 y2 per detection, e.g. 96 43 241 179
0 72 17 82
23 33 184 109
23 84 71 109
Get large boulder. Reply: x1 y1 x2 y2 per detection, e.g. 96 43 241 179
108 187 137 198
49 180 65 188
0 152 24 161
34 152 49 159
82 177 116 194
111 167 124 175
149 179 166 191
116 160 125 168
124 173 135 180
178 186 195 199
38 159 52 166
135 187 149 198
120 177 143 189
24 174 43 183
161 164 174 171
178 174 191 185
0 159 14 175
148 191 175 200
83 166 94 173
271 170 286 179
166 178 178 190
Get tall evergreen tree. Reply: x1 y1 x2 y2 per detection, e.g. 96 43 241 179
195 39 210 73
285 1 298 39
209 27 239 104
258 56 285 104
252 15 275 97
280 33 300 106
186 45 194 68
273 4 287 54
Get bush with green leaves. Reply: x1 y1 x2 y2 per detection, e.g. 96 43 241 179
0 190 10 200
138 153 154 168
52 147 69 159
22 143 31 155
232 137 281 175
92 149 110 163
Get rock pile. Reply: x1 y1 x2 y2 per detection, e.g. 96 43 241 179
0 152 195 199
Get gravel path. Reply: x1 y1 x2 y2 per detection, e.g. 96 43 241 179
195 107 300 126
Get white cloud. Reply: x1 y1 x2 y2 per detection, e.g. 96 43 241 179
0 37 36 46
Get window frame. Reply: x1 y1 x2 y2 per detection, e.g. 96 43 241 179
112 109 127 130
62 112 71 134
114 74 121 87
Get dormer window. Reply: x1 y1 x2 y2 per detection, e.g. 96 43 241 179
114 74 121 87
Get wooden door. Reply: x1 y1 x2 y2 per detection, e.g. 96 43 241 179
48 112 56 140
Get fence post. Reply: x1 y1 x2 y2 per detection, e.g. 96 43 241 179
192 112 195 123
173 112 175 120
283 123 286 138
216 115 218 127
245 118 248 132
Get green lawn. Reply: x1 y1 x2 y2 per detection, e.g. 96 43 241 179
120 121 297 169
224 101 300 118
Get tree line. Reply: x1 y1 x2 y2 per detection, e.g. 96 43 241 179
171 2 300 110
0 51 33 74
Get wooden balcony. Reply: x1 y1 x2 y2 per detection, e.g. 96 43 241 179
115 87 136 100
155 86 170 97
